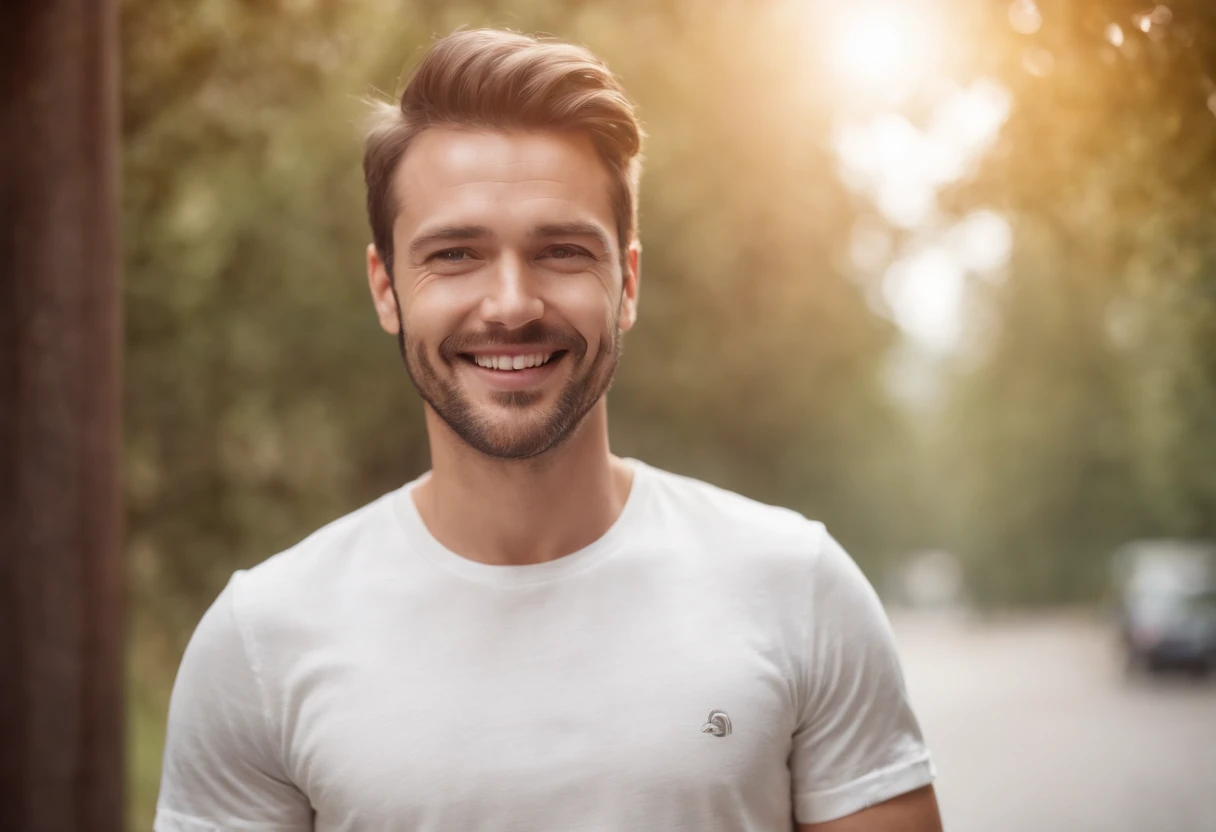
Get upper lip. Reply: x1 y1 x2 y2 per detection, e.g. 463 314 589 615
459 345 565 357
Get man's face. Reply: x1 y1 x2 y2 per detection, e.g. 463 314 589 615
367 128 639 460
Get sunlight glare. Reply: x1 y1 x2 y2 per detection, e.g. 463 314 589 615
825 1 941 101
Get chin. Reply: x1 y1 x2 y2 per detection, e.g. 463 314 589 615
481 388 549 410
464 428 570 460
453 392 595 459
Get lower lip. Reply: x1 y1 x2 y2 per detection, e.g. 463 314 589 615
462 354 565 391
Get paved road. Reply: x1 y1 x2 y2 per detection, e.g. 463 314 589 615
891 611 1216 832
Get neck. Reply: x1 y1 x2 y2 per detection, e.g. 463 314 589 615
412 401 634 566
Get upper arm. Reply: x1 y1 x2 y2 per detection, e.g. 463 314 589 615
797 784 943 832
790 525 936 825
155 574 312 832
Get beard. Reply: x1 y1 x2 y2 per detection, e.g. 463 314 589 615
394 305 622 460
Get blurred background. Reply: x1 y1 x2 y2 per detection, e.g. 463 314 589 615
121 0 1216 829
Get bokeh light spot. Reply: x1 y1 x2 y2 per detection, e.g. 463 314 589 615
1008 0 1042 35
947 210 1013 274
1022 47 1055 77
849 218 896 274
883 247 966 354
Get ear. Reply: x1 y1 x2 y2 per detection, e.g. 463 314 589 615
618 240 641 333
367 243 401 335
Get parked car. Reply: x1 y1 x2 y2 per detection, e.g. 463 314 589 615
1112 540 1216 675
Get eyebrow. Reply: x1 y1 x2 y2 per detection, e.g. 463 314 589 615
407 225 494 257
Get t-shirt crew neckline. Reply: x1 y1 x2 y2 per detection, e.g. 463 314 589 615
391 457 653 587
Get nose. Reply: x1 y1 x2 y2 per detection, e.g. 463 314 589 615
479 253 544 330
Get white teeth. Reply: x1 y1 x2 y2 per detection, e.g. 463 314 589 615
472 353 552 371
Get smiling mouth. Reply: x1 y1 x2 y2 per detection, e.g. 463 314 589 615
458 350 568 372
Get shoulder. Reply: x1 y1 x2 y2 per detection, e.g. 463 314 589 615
635 460 833 573
227 486 407 631
633 462 885 673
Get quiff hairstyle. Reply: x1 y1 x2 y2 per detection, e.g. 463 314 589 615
363 28 644 274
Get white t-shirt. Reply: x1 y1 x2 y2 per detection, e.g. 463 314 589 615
156 459 933 831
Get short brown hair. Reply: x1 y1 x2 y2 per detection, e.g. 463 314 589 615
363 28 644 273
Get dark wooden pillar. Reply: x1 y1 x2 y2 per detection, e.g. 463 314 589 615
0 1 124 830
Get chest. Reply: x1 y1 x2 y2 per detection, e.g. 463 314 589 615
284 579 800 831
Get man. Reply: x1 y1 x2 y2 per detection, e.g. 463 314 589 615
156 28 942 832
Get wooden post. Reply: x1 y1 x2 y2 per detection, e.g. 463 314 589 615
0 1 124 830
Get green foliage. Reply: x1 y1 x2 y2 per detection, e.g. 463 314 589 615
937 0 1216 603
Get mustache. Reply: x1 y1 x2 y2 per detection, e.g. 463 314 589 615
439 321 585 358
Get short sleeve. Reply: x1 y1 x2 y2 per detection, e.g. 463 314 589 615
155 573 313 832
790 526 935 825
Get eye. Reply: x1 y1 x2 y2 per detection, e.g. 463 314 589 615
430 249 471 263
542 245 592 260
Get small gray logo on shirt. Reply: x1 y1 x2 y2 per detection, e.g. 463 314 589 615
701 710 732 737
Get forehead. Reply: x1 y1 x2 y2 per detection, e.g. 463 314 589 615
392 127 616 237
